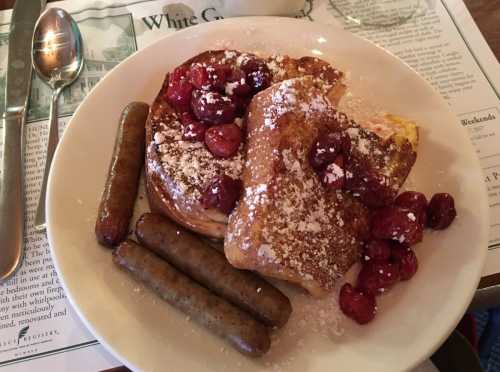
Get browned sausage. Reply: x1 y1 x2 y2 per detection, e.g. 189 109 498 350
135 213 292 328
198 236 224 253
113 240 270 357
95 102 149 247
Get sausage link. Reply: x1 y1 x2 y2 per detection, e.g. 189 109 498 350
135 213 292 328
198 236 224 253
95 102 149 247
113 240 271 357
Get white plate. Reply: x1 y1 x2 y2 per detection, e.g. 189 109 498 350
47 17 488 372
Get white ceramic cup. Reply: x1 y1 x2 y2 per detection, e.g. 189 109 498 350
216 0 306 17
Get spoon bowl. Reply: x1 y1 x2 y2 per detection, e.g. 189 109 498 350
32 8 84 230
33 8 83 89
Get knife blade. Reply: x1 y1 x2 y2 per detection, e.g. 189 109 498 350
0 0 46 282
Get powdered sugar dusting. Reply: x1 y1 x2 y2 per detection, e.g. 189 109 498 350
255 146 364 291
150 117 244 201
261 77 332 132
262 284 347 368
226 77 370 294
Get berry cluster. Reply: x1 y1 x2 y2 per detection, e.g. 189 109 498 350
165 57 272 215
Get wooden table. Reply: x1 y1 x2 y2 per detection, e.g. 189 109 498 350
463 0 500 61
0 0 499 370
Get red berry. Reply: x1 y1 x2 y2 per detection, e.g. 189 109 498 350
240 57 271 92
165 66 193 111
240 57 267 74
207 64 231 91
247 69 271 92
166 79 193 112
204 123 242 158
309 131 350 171
392 245 418 281
182 121 207 142
395 191 428 214
171 65 190 82
357 261 400 296
344 164 397 208
189 63 210 89
231 94 252 117
339 283 377 325
189 63 231 92
427 193 457 230
371 206 423 246
191 90 236 125
363 239 392 263
320 155 345 190
179 111 196 126
395 191 428 227
200 175 242 215
226 68 252 97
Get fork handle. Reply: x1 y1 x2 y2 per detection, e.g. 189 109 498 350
35 87 61 231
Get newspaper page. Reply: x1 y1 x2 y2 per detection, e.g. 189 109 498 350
0 0 498 370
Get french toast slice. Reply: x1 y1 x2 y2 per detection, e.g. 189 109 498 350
145 81 236 238
224 77 418 296
145 50 345 239
343 113 418 207
224 77 369 297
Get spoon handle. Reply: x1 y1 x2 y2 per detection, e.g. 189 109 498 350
35 88 62 231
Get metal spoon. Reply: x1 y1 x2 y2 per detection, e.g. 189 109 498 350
32 8 84 231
